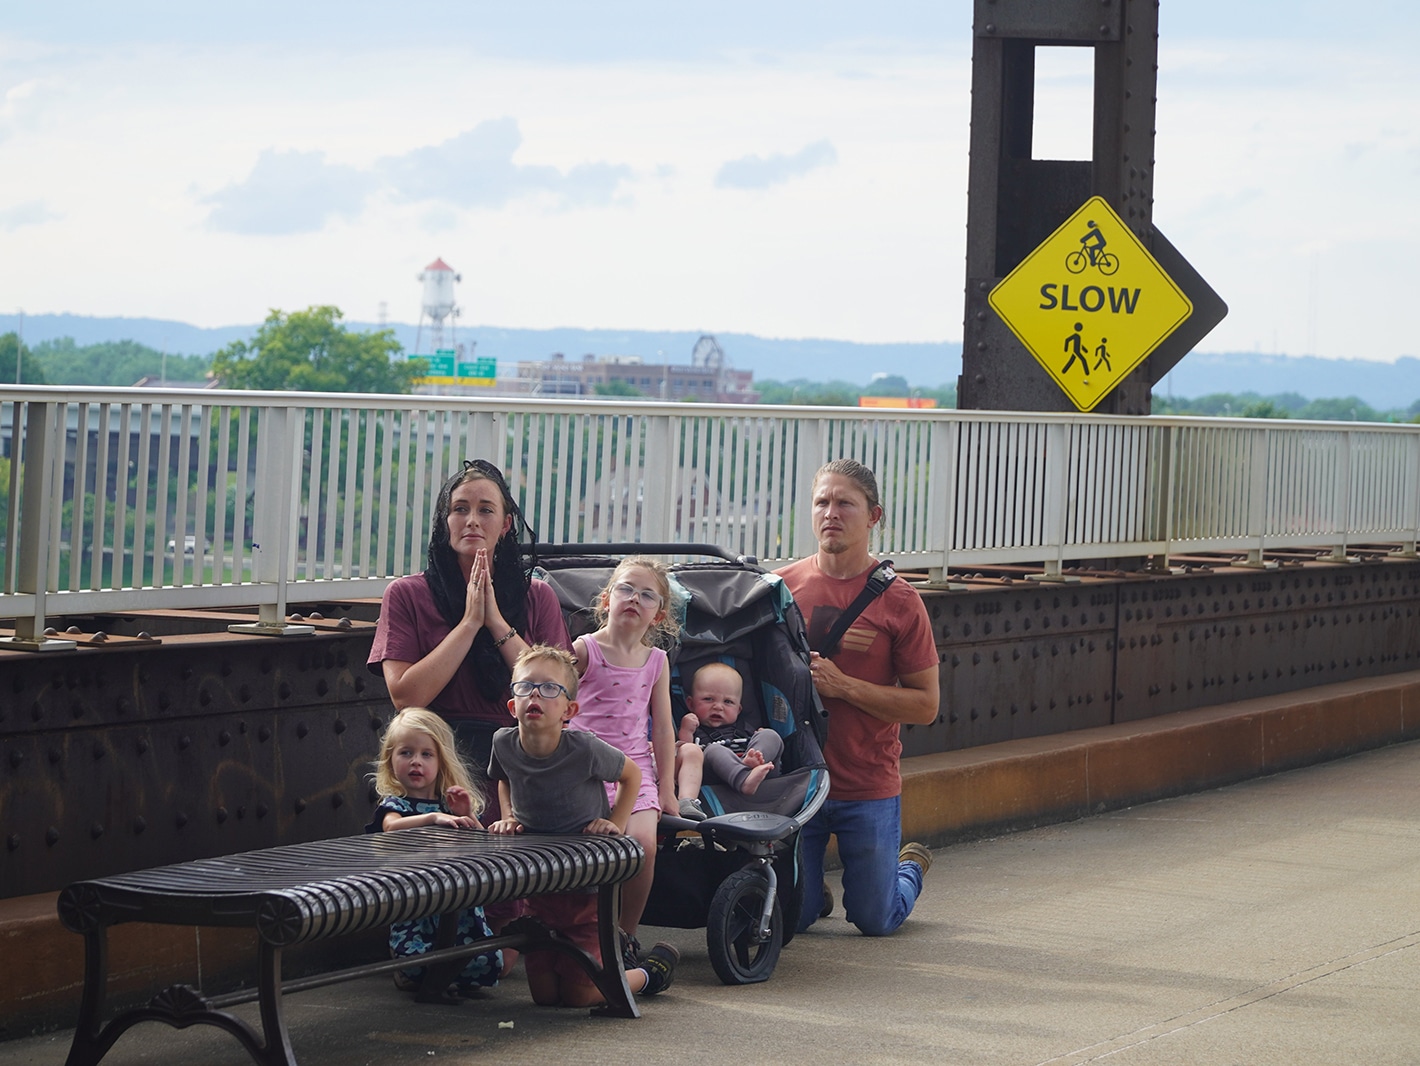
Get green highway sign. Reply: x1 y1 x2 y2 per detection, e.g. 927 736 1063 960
417 353 455 378
415 352 495 386
457 357 497 385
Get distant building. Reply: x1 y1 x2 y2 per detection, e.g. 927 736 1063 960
511 335 759 403
131 375 221 390
859 396 937 409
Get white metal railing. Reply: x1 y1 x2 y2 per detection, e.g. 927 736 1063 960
2 386 1419 643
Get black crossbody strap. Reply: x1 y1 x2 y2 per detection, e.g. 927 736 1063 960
815 560 896 658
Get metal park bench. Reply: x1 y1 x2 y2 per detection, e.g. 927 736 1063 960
56 828 646 1066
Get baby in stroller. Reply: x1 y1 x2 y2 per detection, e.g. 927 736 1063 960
675 661 781 819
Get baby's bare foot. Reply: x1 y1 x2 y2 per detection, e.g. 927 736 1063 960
740 761 774 795
741 748 767 769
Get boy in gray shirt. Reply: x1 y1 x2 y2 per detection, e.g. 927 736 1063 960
488 645 678 1005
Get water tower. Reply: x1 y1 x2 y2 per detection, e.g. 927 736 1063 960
414 257 460 353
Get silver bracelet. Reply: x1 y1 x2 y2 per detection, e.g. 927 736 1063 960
493 628 518 648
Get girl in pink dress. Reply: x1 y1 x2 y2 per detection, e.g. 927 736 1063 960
569 558 678 961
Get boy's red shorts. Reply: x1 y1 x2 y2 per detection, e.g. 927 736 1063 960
524 890 602 991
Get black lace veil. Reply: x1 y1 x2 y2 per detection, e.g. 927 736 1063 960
423 460 540 703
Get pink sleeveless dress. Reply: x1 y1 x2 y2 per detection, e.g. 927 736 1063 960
569 637 666 814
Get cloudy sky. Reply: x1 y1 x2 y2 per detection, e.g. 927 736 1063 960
1 1 1416 360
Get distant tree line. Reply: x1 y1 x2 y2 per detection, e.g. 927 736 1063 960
756 378 1420 423
0 307 422 394
1151 391 1420 424
756 375 958 408
1 331 49 384
2 333 212 387
29 337 212 386
6 320 1420 424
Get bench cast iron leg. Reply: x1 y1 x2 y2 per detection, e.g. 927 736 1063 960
63 928 109 1066
591 883 638 1019
414 910 464 1004
63 929 296 1066
255 940 298 1066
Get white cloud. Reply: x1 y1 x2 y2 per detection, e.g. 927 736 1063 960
715 139 838 189
200 118 636 235
3 78 40 113
376 118 633 210
0 200 60 230
203 149 374 235
0 77 47 141
1154 38 1420 359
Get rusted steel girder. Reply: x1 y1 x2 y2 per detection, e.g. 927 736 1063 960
5 560 1420 899
1 627 390 899
900 559 1420 756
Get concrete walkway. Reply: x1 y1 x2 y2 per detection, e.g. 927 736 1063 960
6 738 1416 1066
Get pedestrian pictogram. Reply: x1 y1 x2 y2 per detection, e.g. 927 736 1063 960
1063 323 1088 377
988 196 1193 411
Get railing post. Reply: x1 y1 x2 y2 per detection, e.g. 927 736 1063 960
789 417 824 561
925 418 963 586
1394 433 1420 558
1143 421 1175 571
228 406 313 637
1 401 76 650
468 409 497 467
1030 421 1078 583
1319 428 1359 564
641 414 675 542
1233 425 1277 569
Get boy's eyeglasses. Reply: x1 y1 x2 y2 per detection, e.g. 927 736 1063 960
610 582 663 608
510 680 571 699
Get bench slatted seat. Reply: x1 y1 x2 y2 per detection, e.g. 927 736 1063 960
57 828 645 1066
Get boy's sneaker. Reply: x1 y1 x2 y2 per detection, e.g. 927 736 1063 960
619 931 643 971
678 797 708 821
639 942 679 995
899 841 934 875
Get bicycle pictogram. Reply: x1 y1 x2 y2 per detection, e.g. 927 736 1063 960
1066 248 1118 274
1066 219 1119 275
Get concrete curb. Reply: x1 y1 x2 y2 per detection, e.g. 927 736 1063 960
902 669 1420 847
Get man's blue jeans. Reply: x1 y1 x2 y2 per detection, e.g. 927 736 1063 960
796 795 923 936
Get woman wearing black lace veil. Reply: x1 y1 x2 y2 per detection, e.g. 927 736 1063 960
369 460 571 781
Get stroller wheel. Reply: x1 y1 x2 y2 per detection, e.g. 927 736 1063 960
706 867 783 985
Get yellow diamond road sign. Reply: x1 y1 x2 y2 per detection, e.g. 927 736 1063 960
988 196 1193 412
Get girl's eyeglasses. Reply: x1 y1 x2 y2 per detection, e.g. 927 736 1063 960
510 680 571 699
610 582 663 608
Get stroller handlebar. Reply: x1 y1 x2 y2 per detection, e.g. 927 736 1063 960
538 542 757 566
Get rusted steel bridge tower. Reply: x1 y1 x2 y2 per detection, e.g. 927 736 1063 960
958 0 1226 413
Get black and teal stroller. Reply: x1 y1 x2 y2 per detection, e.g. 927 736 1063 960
538 544 829 985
